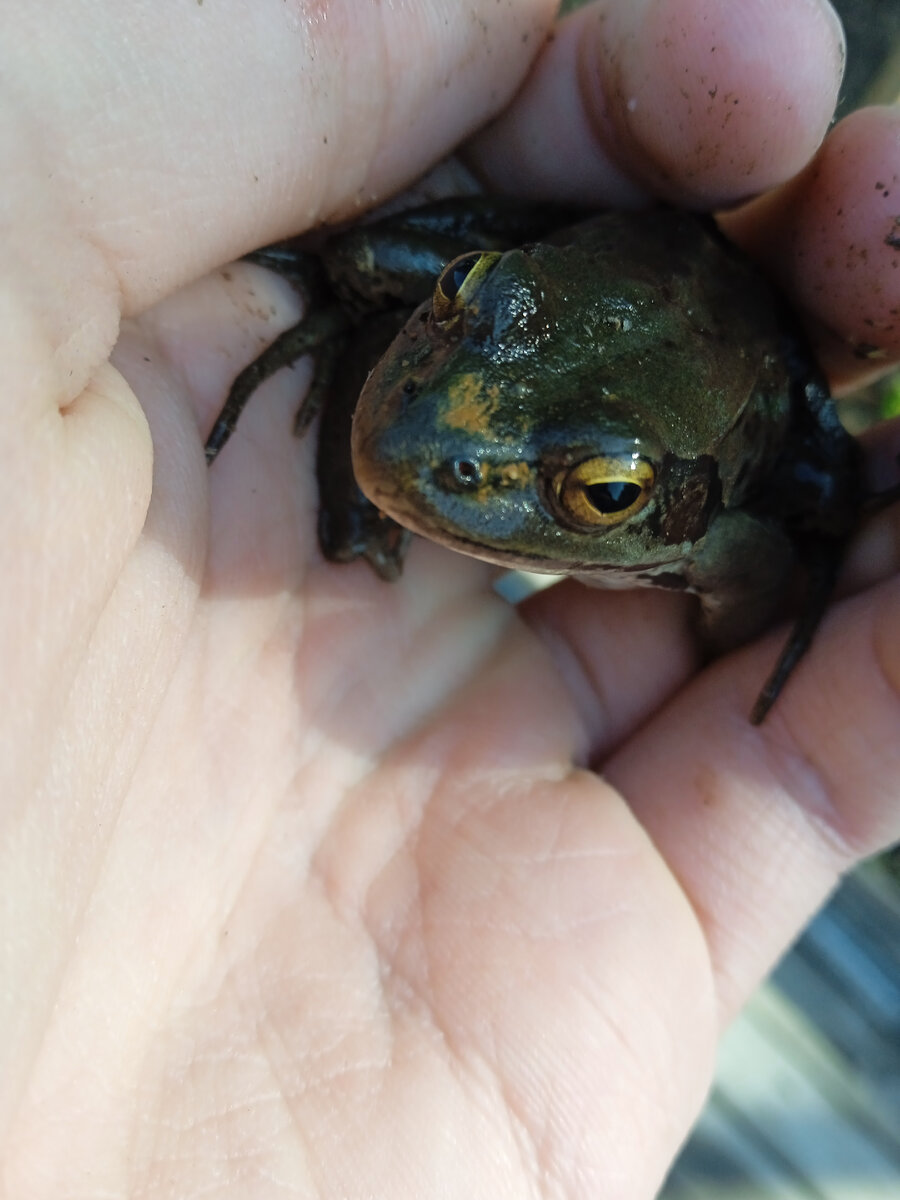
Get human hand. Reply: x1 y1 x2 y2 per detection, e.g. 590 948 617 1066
2 2 898 1198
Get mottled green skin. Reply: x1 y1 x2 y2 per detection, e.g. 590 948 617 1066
351 209 860 654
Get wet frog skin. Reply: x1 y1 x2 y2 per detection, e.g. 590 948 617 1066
206 201 862 721
206 200 572 579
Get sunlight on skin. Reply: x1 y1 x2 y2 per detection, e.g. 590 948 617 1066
2 0 899 1197
722 105 900 387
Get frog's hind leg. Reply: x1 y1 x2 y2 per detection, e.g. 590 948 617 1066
204 306 350 463
243 243 326 298
293 334 343 438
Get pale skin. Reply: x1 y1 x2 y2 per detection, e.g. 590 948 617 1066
2 0 899 1197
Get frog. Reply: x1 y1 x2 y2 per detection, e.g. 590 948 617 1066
205 199 863 723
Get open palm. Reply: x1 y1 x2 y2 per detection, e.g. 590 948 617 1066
3 2 899 1198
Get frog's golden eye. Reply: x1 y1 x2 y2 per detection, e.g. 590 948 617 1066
552 455 655 528
433 251 501 324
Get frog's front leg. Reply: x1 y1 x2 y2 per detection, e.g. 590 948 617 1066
204 245 342 462
688 509 847 722
688 510 796 652
204 305 350 463
687 510 798 721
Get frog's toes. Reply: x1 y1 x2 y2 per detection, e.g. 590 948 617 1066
318 503 411 581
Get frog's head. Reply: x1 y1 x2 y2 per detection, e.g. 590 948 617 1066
351 215 782 576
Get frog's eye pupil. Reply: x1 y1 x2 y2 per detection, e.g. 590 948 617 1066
585 480 642 513
551 455 655 529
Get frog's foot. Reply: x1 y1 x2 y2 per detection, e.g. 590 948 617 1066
205 307 350 463
318 500 411 582
293 336 343 439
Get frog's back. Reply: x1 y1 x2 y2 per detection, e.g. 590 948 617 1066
541 209 794 460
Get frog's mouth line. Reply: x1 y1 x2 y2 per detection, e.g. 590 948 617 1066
369 486 554 569
376 497 683 578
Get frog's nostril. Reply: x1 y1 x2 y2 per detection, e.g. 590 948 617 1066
432 456 486 494
452 458 482 488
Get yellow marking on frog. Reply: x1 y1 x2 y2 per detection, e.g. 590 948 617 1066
497 461 531 488
442 374 501 434
470 460 534 507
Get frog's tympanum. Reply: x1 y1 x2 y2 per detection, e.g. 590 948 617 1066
206 200 864 722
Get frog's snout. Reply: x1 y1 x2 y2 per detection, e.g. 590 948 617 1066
351 365 505 537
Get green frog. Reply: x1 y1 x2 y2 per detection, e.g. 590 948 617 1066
205 200 863 722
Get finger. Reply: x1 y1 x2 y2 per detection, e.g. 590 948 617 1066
519 581 701 759
7 0 559 321
464 0 845 208
604 573 900 1023
722 104 900 389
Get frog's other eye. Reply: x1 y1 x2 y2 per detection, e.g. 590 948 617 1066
551 456 655 528
433 251 501 323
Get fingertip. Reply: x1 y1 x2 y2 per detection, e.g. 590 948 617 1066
722 105 900 376
589 0 845 206
787 105 900 356
465 0 845 210
463 9 649 207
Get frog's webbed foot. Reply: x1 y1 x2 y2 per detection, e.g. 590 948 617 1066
318 500 411 582
204 306 350 463
293 335 343 439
